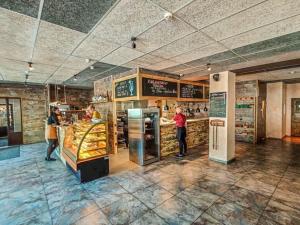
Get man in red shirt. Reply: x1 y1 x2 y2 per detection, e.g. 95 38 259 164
173 107 187 158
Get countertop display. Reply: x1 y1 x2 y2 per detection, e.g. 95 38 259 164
61 121 109 182
160 118 209 157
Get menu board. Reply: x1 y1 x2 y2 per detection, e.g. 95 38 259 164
209 92 226 117
179 83 203 99
142 77 178 97
115 77 137 98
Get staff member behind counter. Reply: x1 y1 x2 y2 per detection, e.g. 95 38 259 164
45 106 60 161
161 106 187 158
84 105 101 122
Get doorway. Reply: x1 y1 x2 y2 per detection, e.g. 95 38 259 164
0 98 23 147
291 98 300 137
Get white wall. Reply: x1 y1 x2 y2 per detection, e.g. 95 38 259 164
286 83 300 136
266 82 285 138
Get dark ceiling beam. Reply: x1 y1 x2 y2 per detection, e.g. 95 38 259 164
232 58 300 75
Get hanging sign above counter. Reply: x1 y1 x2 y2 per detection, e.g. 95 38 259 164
112 68 209 101
142 77 178 97
179 82 204 99
114 77 137 99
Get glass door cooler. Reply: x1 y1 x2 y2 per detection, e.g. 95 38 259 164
128 108 160 166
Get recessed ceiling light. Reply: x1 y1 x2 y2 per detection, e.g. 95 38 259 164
85 59 90 63
289 71 295 74
90 65 94 70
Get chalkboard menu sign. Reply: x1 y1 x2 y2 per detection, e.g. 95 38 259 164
209 92 226 117
142 77 178 97
180 83 203 99
115 77 137 98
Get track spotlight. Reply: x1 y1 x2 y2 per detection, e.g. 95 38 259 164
90 65 94 70
131 37 137 49
207 63 211 71
28 62 34 71
73 74 78 81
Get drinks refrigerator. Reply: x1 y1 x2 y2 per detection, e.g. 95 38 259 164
128 108 160 166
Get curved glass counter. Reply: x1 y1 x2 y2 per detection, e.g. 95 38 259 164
62 121 108 170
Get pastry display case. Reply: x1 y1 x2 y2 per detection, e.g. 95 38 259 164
62 121 109 182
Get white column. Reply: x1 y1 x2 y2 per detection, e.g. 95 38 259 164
209 71 235 164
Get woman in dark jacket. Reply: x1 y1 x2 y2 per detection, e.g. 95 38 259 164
46 106 60 161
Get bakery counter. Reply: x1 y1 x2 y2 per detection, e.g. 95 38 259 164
160 118 209 157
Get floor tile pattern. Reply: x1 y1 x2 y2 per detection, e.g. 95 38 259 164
0 140 299 225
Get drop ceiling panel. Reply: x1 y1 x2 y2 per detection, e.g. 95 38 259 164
176 0 265 29
133 18 196 53
244 42 300 61
202 0 300 41
88 66 131 81
0 68 26 81
0 0 40 18
52 67 81 80
70 62 117 82
35 21 86 55
93 0 166 45
221 15 300 50
233 32 300 56
147 59 179 70
41 0 117 33
0 7 38 47
214 57 246 67
62 56 93 70
125 54 167 67
72 34 120 60
0 58 27 71
0 40 32 62
32 46 69 67
177 66 206 75
150 0 194 13
185 50 237 67
150 31 214 59
162 64 191 73
171 43 227 64
101 47 144 65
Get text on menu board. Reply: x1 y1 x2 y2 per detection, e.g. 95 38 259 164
115 77 137 98
209 92 227 118
142 77 178 97
180 83 203 99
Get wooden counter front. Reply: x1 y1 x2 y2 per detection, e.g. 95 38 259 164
160 118 209 157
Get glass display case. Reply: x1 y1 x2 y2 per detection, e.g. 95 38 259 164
62 121 109 182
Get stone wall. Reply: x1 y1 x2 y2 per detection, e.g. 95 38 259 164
160 119 209 157
0 84 47 144
56 87 93 109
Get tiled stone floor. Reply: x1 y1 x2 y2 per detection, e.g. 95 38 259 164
0 140 299 225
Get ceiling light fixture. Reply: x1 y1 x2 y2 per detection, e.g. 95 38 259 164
73 74 78 81
85 59 90 63
179 74 184 77
90 65 94 70
28 62 34 71
164 12 173 21
289 71 295 74
131 37 137 49
207 63 211 71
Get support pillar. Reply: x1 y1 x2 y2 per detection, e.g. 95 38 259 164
209 71 235 164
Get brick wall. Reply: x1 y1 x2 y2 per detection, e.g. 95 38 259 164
0 84 47 144
55 87 93 109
